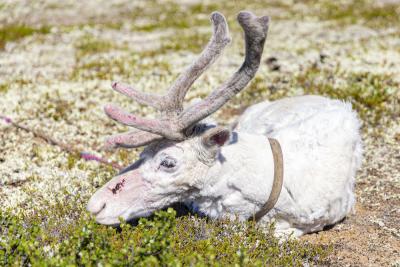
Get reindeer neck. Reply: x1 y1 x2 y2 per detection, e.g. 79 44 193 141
193 132 277 220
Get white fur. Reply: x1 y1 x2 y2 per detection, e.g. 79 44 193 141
87 95 363 237
193 95 362 236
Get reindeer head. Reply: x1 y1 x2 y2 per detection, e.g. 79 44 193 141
87 11 269 225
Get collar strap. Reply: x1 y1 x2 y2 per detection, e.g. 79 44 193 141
250 138 284 222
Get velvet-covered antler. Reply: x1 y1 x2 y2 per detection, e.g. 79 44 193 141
105 11 269 149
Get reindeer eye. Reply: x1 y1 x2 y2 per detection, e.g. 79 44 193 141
160 157 176 169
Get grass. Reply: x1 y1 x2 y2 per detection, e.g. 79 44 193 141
0 24 50 49
71 50 173 81
0 83 9 93
129 2 218 32
0 196 330 266
71 56 170 81
231 66 399 128
37 97 72 122
0 79 34 94
104 0 399 32
71 29 208 81
75 35 116 57
159 31 210 54
312 0 400 28
46 99 72 121
293 67 399 126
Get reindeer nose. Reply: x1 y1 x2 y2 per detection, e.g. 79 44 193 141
87 195 106 216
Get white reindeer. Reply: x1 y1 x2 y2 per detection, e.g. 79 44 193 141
87 11 362 237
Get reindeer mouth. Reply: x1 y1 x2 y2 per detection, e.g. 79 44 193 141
94 204 153 225
87 168 150 225
90 202 106 216
91 202 133 225
94 213 123 226
87 202 124 225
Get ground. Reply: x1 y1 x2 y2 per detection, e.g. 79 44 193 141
0 0 399 266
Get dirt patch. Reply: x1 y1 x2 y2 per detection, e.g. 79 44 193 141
303 132 400 266
304 204 400 266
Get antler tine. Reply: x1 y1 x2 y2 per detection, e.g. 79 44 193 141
104 129 163 149
111 81 164 109
104 104 183 140
164 11 231 112
178 11 269 128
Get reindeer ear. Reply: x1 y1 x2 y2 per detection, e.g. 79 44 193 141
201 127 231 148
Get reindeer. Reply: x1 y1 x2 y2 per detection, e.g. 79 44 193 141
87 11 362 237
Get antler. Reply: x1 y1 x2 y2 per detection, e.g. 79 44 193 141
105 11 269 149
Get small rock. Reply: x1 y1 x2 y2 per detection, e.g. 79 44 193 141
265 56 280 71
268 85 278 93
394 132 400 141
319 51 329 63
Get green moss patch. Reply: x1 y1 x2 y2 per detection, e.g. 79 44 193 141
0 83 9 93
293 67 399 126
229 66 399 128
0 200 330 266
72 52 172 81
0 25 50 49
159 31 210 54
307 0 400 28
71 29 210 81
129 2 218 32
74 35 118 57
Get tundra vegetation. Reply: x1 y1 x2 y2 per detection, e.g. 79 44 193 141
0 0 399 266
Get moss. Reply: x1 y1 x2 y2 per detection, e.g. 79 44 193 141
44 99 71 121
31 144 44 165
189 3 219 14
308 0 400 28
103 22 124 30
227 74 290 114
159 31 210 53
228 65 399 129
0 83 9 93
72 52 172 81
0 201 330 266
293 66 399 126
67 154 78 170
87 165 117 188
0 25 50 49
127 0 294 33
72 57 135 80
117 149 139 166
129 2 211 32
74 30 210 81
75 35 116 57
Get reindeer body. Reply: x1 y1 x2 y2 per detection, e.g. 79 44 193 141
189 95 362 236
87 12 363 237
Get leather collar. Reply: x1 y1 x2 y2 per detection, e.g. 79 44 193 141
250 137 284 222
